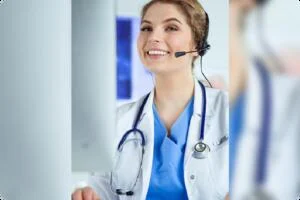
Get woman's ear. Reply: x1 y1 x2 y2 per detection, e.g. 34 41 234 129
192 51 199 57
192 45 199 57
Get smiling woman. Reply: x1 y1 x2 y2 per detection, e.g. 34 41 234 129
72 1 229 200
138 0 208 73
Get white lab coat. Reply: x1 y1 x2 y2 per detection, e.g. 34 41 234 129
88 80 229 200
231 66 300 199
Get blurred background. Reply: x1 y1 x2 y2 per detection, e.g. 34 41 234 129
229 0 300 199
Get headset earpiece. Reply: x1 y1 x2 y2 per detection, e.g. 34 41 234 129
197 12 210 57
256 0 268 5
197 41 210 57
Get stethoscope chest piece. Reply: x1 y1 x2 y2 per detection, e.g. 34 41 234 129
193 141 210 159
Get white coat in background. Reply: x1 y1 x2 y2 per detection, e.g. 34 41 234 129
231 66 300 200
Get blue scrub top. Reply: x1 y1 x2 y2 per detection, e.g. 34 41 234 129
146 97 194 200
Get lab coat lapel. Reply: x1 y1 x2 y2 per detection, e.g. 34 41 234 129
183 80 215 198
183 80 203 196
184 79 207 165
138 90 155 200
115 90 154 200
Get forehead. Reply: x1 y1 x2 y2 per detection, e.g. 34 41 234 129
143 2 188 24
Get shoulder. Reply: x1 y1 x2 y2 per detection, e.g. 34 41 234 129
116 93 150 120
117 101 136 118
205 87 229 132
206 87 229 108
196 79 228 106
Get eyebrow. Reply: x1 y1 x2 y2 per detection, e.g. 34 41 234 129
141 18 182 25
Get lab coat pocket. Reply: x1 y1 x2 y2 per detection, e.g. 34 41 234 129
207 135 229 199
210 135 228 152
186 152 216 200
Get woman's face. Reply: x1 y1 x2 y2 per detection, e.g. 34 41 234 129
137 2 197 75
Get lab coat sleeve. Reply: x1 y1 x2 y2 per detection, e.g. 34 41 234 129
87 172 119 200
86 100 142 200
86 103 138 200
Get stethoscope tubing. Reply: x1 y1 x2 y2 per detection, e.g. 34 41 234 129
198 80 207 141
118 81 207 150
117 93 150 151
113 81 208 196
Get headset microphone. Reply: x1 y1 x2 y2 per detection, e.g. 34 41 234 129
174 44 211 58
174 11 212 88
174 43 212 88
175 50 197 58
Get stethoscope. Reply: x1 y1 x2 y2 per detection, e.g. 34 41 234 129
243 58 273 200
110 81 210 196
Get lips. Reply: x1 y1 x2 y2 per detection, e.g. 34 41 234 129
146 49 170 57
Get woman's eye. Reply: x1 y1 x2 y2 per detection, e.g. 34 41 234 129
166 26 178 31
140 27 152 32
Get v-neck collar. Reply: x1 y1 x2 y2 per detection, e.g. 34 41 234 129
152 97 194 145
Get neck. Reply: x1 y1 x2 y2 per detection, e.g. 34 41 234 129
153 70 194 133
154 72 194 105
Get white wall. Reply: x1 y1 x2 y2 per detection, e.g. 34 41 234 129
246 0 300 55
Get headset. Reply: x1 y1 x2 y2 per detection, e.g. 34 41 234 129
174 11 212 87
256 0 268 5
198 12 210 57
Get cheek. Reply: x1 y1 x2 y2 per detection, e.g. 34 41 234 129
137 35 145 56
137 34 145 47
168 34 192 51
136 37 142 57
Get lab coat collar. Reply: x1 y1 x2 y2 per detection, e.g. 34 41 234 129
193 79 203 116
139 89 155 120
140 79 213 118
136 91 154 200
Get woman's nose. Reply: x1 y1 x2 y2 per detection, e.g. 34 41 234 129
148 29 163 43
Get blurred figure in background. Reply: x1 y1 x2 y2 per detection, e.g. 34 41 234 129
230 0 300 199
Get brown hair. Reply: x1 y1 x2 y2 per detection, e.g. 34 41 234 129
141 0 209 64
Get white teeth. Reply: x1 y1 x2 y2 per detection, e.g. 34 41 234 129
147 50 168 55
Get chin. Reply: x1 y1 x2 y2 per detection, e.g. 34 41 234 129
143 63 167 74
146 64 181 76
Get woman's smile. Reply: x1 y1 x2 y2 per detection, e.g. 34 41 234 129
146 49 171 60
137 2 196 74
